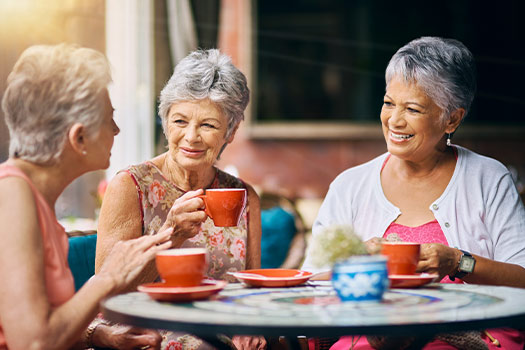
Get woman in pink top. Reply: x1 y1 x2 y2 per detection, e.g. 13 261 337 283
303 37 525 349
0 44 172 350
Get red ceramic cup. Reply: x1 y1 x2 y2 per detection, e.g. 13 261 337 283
155 248 208 287
381 242 420 275
198 188 247 227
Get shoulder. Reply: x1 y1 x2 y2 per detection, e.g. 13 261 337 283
0 174 34 203
117 161 165 193
457 146 511 178
107 171 138 195
121 161 157 180
0 173 39 240
0 165 36 208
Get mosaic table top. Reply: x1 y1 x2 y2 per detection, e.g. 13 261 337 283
102 282 525 337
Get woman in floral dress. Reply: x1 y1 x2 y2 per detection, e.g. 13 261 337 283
96 49 265 350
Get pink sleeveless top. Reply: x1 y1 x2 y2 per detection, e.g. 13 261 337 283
0 164 75 348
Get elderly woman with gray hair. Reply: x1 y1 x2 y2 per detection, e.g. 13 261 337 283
96 49 265 350
302 37 525 349
0 44 172 350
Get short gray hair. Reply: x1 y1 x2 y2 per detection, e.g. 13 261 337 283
385 37 476 122
158 49 249 139
2 44 111 164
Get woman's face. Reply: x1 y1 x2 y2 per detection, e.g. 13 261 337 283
165 99 231 171
380 76 447 162
87 89 120 169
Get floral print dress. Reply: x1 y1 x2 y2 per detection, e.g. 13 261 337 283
123 162 249 350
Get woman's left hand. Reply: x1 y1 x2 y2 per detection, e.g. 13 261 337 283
417 243 460 280
232 335 267 350
93 323 162 350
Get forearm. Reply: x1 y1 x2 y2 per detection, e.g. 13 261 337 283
463 255 525 288
5 274 115 350
42 274 116 349
245 227 261 269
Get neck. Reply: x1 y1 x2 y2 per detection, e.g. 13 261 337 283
162 154 216 191
391 146 455 179
8 158 82 211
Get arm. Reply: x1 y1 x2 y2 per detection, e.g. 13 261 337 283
418 244 525 287
96 172 207 290
0 177 171 350
245 184 261 269
96 172 152 290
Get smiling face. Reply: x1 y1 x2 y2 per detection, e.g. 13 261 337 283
165 99 232 172
380 76 453 162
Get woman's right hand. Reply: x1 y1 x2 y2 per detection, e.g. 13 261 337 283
160 189 208 247
96 227 173 294
364 237 384 255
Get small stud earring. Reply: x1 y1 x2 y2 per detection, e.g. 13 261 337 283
82 150 87 155
446 133 452 147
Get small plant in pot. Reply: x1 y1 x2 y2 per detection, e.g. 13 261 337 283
308 225 389 302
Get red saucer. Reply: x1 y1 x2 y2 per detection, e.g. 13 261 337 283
138 280 227 302
231 269 313 287
389 273 439 288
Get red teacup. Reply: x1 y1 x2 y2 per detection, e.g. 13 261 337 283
156 248 208 287
381 242 420 275
199 188 246 227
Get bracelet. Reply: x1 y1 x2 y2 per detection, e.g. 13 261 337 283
83 317 106 349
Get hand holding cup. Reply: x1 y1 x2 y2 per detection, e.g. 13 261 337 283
160 189 208 246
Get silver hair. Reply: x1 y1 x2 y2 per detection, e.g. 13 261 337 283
385 36 476 123
158 49 249 140
2 44 111 165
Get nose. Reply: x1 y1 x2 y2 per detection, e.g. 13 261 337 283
184 124 201 143
112 119 120 136
388 107 406 128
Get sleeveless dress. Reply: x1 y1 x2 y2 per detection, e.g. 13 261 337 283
0 164 75 349
123 162 249 350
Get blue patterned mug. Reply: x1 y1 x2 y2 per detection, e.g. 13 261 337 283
331 255 389 302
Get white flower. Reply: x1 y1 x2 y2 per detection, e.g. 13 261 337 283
309 225 368 267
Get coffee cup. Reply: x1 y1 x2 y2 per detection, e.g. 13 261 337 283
381 242 420 275
198 188 246 227
156 248 208 287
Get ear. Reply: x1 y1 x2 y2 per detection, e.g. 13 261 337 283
68 123 87 155
226 125 240 144
445 108 465 134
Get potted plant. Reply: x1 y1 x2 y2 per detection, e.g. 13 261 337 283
308 225 388 302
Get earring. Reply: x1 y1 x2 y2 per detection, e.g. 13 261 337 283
446 133 452 147
82 150 87 155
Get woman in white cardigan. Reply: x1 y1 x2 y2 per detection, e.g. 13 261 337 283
302 37 525 349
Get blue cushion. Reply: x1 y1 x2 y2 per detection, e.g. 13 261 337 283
261 207 296 268
67 234 97 291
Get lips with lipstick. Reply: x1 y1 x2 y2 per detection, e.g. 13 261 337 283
390 131 414 141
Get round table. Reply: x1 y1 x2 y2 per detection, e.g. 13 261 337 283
102 282 525 339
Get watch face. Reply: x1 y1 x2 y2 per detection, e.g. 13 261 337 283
459 256 475 273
